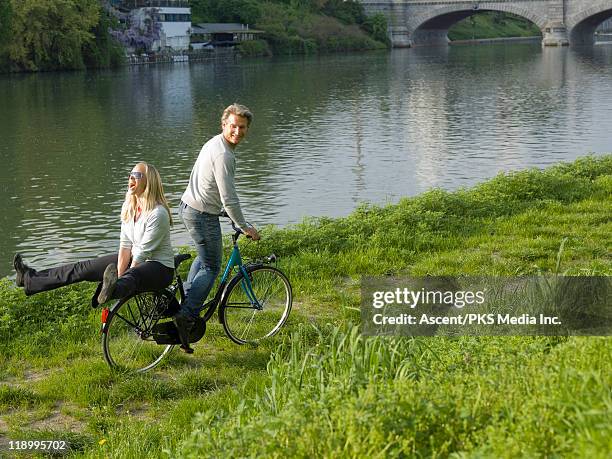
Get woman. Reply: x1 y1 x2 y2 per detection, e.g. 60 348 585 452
13 162 175 306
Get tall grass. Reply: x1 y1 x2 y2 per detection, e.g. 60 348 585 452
176 325 611 457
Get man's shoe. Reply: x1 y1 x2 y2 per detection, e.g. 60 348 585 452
173 313 196 354
13 253 32 288
97 264 118 304
180 344 195 354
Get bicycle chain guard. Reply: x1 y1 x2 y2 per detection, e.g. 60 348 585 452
150 290 206 345
151 317 206 345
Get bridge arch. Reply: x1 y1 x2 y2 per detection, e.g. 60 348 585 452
407 5 547 46
567 1 612 45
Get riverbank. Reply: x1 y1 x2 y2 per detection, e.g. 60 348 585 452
448 11 541 41
0 156 610 456
1 4 546 73
450 36 541 45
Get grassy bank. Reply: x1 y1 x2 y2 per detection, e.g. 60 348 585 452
255 3 387 55
193 0 389 56
449 12 542 41
0 156 610 457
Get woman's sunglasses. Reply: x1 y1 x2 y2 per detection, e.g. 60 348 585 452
129 172 144 180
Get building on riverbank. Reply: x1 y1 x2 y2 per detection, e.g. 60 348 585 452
190 24 265 48
112 0 191 51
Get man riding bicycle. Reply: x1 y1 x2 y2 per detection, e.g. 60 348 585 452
174 103 260 353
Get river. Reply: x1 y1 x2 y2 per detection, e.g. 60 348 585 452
1 43 611 277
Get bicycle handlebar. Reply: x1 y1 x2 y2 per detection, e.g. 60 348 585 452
219 210 252 239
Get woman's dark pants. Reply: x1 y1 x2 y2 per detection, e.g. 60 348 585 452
23 254 174 304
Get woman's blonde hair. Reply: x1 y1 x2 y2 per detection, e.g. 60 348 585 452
121 162 173 225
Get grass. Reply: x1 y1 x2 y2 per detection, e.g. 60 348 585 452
256 2 387 55
176 331 611 458
0 155 610 457
449 12 542 41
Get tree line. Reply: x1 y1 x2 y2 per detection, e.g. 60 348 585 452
0 0 390 73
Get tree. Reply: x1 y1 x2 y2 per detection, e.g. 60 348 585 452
322 0 365 25
0 0 12 71
362 13 389 46
5 0 100 71
190 0 217 23
83 6 124 68
191 0 261 26
0 0 10 43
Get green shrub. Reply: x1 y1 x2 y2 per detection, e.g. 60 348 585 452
237 39 272 57
362 13 390 46
256 2 386 55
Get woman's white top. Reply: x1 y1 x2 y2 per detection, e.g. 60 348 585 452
119 205 174 269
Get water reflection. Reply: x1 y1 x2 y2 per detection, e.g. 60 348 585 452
1 44 611 277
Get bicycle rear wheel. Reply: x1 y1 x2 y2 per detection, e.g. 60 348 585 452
102 291 174 372
220 265 292 345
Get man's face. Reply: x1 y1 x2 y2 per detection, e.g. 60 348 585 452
222 114 249 147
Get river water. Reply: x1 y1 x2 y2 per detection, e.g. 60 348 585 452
1 43 611 277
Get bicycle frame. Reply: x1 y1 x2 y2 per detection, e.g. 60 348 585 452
100 217 289 369
193 227 262 323
222 242 261 306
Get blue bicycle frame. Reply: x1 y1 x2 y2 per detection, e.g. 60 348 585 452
191 219 263 323
220 242 262 310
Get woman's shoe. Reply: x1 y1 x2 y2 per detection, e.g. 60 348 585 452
13 253 32 287
98 264 118 304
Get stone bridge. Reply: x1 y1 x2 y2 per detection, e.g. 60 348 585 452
360 0 612 47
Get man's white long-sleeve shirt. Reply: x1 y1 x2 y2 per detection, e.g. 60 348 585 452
181 133 247 228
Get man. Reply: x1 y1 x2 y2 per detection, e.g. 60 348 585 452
174 103 260 353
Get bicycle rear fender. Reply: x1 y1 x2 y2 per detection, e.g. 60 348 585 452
101 296 130 334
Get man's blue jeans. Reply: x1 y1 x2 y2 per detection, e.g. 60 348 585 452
178 202 223 319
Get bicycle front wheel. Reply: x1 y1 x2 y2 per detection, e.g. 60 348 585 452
220 266 292 345
102 292 174 372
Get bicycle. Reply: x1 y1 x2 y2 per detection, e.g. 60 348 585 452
100 215 293 372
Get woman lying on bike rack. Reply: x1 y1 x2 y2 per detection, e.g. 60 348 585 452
12 161 175 306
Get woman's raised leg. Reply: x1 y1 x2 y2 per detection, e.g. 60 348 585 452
20 253 118 296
